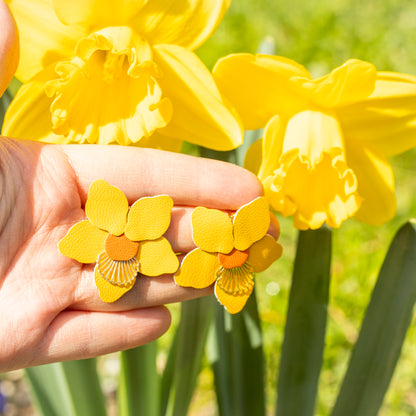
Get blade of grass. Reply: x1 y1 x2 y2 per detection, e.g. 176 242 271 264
331 221 416 416
26 359 106 416
118 343 160 416
276 227 332 416
168 297 215 416
208 289 266 416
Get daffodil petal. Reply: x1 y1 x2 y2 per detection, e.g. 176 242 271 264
58 221 107 263
345 141 396 225
131 0 230 51
244 138 263 175
52 0 147 28
338 71 416 157
233 197 270 251
7 0 86 82
94 265 135 303
192 207 234 254
213 53 310 130
247 235 282 273
214 280 253 314
137 237 179 276
125 195 173 241
85 180 128 235
291 59 376 108
153 44 243 151
257 115 286 181
174 248 218 289
132 132 182 152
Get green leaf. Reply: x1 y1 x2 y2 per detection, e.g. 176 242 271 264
0 88 12 128
167 297 215 416
118 343 160 416
26 359 106 416
208 290 266 416
331 221 416 416
276 227 332 416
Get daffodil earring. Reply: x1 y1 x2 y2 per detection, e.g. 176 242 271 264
58 180 179 302
174 197 282 314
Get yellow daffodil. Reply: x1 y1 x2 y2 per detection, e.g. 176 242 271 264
2 0 242 151
58 180 179 302
174 197 282 314
213 55 416 229
0 0 19 96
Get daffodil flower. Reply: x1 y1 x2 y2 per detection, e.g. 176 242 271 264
213 55 416 229
58 180 179 302
3 0 242 151
174 197 282 314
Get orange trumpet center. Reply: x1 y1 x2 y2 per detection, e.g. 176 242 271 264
218 248 249 269
105 234 139 261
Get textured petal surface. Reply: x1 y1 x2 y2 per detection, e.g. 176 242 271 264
213 53 310 129
58 221 107 263
94 266 135 303
233 197 270 251
125 195 173 241
7 0 86 82
215 280 253 314
174 248 218 289
53 0 148 28
247 235 283 273
154 44 243 151
345 141 396 225
192 207 234 254
85 180 129 235
338 71 416 156
291 59 376 108
131 0 230 50
137 237 179 276
264 111 361 230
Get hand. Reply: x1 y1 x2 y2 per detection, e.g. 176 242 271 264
0 138 264 372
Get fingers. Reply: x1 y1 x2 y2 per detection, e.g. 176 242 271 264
31 307 171 368
61 145 263 210
0 0 19 96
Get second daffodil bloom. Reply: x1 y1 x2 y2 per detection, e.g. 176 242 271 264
58 180 179 302
2 0 242 151
213 55 416 229
174 197 282 314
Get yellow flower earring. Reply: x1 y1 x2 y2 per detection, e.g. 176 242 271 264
58 180 179 302
174 197 282 314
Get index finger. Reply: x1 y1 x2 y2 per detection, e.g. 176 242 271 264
61 145 263 209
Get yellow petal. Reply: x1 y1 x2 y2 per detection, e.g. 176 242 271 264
94 265 135 303
44 27 172 145
153 44 243 151
85 180 128 235
233 197 270 251
174 248 218 289
265 111 361 230
247 235 282 273
7 0 86 82
131 0 230 51
0 1 19 96
291 59 376 108
125 195 173 241
243 138 263 176
137 237 179 276
345 141 396 226
215 280 253 314
192 207 234 254
133 132 182 152
257 115 286 181
213 53 310 130
53 0 147 28
58 220 107 263
338 71 416 157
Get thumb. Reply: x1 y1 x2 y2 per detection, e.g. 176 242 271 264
0 0 19 96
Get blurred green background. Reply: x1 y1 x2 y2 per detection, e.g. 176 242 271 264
191 0 416 415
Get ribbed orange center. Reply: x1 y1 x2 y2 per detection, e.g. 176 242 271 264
218 248 249 269
105 234 139 261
